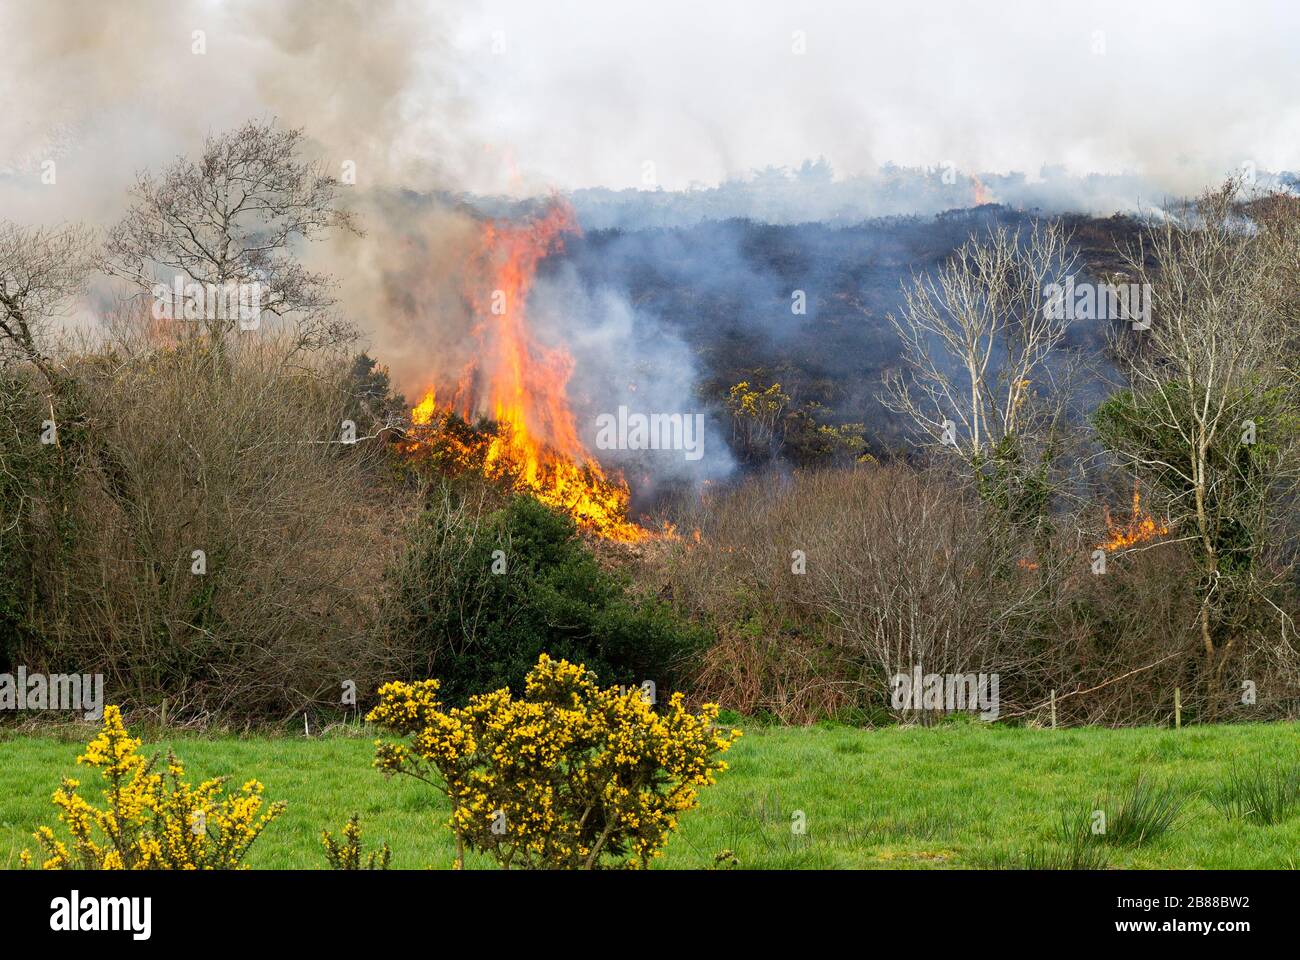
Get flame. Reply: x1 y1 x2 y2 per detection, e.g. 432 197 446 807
405 200 648 543
1098 482 1170 552
652 521 703 545
971 175 991 206
411 388 439 426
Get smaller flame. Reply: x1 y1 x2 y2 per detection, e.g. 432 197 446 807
411 388 438 426
653 521 703 545
403 387 650 543
1098 483 1170 552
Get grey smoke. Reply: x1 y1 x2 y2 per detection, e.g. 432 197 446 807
529 265 736 494
3 0 1295 498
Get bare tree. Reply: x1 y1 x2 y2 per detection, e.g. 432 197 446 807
1096 181 1300 688
881 220 1082 518
0 221 96 387
105 119 359 353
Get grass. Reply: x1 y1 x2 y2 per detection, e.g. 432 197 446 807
3 720 1300 869
1210 759 1300 826
1094 774 1186 847
972 841 1110 870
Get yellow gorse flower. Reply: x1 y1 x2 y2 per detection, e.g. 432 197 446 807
23 705 286 870
321 814 392 870
369 654 740 869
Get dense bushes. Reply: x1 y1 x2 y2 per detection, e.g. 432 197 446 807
8 327 1296 728
3 140 1298 735
0 369 55 673
7 330 402 723
650 464 1300 726
379 491 710 704
652 466 1036 723
3 318 706 723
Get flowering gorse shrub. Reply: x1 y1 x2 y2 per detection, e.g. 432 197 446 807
322 814 392 869
23 705 285 869
368 654 741 869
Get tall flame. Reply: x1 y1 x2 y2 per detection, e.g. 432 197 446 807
407 200 647 542
1098 482 1170 552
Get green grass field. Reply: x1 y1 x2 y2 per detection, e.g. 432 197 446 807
3 721 1298 869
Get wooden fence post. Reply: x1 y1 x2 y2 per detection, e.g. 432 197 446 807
1174 687 1182 729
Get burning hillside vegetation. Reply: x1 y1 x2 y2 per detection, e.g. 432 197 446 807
399 200 649 542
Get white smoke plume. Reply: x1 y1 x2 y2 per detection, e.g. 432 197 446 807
2 0 1295 489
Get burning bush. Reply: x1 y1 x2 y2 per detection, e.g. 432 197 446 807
377 491 710 704
648 463 1289 726
395 199 653 543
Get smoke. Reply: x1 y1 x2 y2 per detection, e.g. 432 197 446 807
455 0 1300 197
328 190 482 395
10 0 1296 222
529 264 736 496
0 0 460 206
3 0 1296 498
0 0 484 394
555 164 1298 231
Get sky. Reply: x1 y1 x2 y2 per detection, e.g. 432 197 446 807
2 0 1297 213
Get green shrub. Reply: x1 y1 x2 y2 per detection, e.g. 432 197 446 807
382 492 710 702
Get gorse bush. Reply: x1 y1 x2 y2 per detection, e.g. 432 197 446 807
381 492 710 703
368 653 740 869
322 814 392 870
23 706 285 869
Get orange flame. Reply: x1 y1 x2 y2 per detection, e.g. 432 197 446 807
652 521 703 545
406 200 648 542
411 389 439 427
971 175 991 206
1098 482 1170 552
